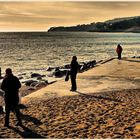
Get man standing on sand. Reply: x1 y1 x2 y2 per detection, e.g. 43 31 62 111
116 44 123 59
70 56 79 92
1 68 22 127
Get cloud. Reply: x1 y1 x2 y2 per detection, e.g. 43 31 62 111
0 2 140 31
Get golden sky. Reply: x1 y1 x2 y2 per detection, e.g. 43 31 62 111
0 1 140 31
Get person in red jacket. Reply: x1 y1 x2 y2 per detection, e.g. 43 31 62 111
1 68 22 127
116 44 123 59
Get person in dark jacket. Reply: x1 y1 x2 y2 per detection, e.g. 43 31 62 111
116 44 123 59
1 68 22 127
70 56 79 91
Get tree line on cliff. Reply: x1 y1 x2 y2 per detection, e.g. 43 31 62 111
48 16 140 32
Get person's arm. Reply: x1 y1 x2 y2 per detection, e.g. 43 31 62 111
116 47 119 53
17 79 21 89
1 79 6 91
15 77 21 89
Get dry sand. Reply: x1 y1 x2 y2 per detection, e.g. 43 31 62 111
0 58 140 138
0 89 140 138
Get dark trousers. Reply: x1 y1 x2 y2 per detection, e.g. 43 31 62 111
118 53 122 59
5 103 21 125
70 74 77 91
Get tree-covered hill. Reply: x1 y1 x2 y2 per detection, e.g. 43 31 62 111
48 16 140 32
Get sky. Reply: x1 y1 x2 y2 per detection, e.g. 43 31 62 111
0 1 140 31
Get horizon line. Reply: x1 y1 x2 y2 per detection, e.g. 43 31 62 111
1 0 140 1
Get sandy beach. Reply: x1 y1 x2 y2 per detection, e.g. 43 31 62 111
0 58 140 138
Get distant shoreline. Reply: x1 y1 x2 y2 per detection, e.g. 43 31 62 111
0 31 140 33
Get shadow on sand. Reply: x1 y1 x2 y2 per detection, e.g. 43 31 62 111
8 125 44 138
21 113 42 125
76 91 122 103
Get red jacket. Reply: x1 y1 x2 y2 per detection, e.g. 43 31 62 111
116 46 123 53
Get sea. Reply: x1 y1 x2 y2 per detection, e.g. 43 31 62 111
0 31 140 76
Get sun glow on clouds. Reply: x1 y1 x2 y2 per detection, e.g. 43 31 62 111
0 2 140 31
